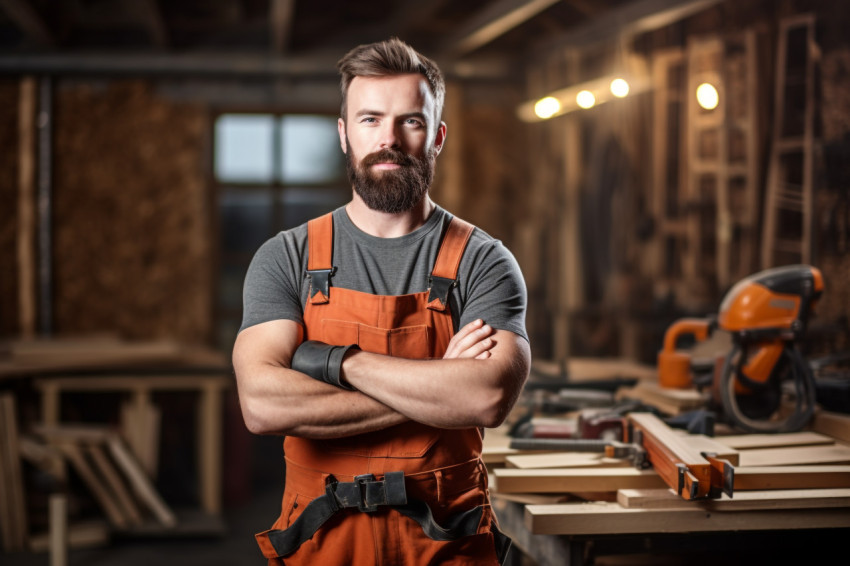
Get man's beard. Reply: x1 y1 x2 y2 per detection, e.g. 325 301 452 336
345 137 435 214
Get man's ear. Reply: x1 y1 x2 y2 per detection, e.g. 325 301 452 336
338 118 347 154
433 121 447 155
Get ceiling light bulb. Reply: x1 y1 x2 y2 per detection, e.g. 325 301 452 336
534 96 561 119
696 82 719 110
610 78 630 98
576 90 596 109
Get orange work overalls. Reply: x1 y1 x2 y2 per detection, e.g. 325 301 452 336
255 212 510 565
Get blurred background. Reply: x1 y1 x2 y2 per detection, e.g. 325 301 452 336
1 0 849 563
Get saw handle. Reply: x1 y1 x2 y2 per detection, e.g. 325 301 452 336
657 318 713 389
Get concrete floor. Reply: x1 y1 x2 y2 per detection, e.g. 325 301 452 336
1 484 282 566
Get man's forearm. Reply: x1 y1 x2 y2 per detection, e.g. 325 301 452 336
341 330 529 429
236 362 408 438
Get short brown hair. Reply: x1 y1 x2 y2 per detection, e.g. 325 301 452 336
337 37 445 123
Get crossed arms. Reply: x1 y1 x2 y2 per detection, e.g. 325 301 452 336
232 318 530 439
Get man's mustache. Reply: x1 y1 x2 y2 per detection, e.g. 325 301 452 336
360 148 415 168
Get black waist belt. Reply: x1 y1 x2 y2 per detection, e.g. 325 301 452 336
265 471 512 563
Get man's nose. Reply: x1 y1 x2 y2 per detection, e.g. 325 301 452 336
378 123 401 149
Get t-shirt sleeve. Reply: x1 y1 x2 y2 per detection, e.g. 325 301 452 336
239 232 306 333
456 236 528 342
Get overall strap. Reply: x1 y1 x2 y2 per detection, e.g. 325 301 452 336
307 212 334 304
428 216 475 312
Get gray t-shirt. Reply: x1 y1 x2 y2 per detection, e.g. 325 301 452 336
240 205 528 341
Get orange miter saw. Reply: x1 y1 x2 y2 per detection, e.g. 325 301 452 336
657 264 824 433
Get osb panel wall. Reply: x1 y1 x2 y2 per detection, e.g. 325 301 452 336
0 81 19 337
814 46 850 353
52 80 212 344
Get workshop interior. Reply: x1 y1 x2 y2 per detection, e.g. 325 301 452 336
1 0 850 565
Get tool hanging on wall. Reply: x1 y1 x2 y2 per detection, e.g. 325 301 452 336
657 264 824 433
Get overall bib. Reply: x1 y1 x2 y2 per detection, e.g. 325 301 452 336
255 213 510 565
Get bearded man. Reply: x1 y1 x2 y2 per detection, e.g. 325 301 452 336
233 37 530 565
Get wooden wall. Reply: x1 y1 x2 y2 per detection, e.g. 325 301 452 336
520 0 850 363
0 81 20 338
1 79 213 345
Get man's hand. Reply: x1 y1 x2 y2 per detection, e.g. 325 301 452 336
443 319 496 360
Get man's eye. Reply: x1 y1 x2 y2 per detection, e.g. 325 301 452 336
360 117 377 123
405 119 424 127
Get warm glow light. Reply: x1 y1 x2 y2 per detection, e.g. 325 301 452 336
610 78 630 98
696 82 719 110
576 90 596 109
534 96 561 119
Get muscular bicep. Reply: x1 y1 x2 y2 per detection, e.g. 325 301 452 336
232 319 303 374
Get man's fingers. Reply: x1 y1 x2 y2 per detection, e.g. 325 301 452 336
444 320 496 359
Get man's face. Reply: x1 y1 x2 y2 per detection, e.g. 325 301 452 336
338 74 446 214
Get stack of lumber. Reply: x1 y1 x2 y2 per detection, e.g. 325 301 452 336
30 425 177 532
487 411 850 538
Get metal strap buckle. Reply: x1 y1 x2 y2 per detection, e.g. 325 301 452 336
354 474 379 512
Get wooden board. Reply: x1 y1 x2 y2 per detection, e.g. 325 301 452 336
492 468 666 494
58 442 130 529
810 410 850 444
734 465 850 490
718 432 834 450
618 487 850 510
505 452 631 470
737 444 850 467
615 382 708 415
0 393 28 551
532 357 658 382
524 502 850 535
676 433 740 466
106 435 177 527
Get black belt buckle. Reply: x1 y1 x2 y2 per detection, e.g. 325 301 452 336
354 474 379 513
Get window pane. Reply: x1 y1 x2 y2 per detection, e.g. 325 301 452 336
278 187 349 229
219 190 274 253
279 115 345 184
215 114 275 183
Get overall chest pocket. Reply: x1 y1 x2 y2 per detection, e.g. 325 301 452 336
317 318 441 459
320 319 433 359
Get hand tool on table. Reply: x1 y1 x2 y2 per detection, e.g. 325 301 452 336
657 264 823 433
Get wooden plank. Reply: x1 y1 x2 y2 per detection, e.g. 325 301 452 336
505 452 631 470
738 444 850 467
58 442 129 529
0 393 28 550
525 502 850 535
492 468 666 494
616 382 708 415
734 465 850 490
28 520 109 552
533 357 658 382
106 435 177 527
718 432 835 450
48 494 67 566
120 395 161 477
85 444 143 526
16 75 37 338
810 410 850 444
0 394 17 551
618 487 850 510
677 434 739 466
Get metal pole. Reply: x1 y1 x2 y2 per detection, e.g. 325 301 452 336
37 75 53 336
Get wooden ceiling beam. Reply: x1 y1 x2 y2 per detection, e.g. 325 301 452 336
0 0 54 47
441 0 562 57
270 0 295 54
131 0 169 49
533 0 725 53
